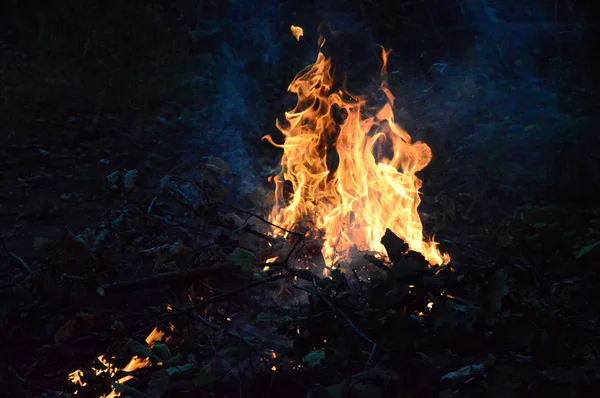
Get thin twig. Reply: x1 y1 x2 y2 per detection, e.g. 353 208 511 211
351 269 366 299
215 202 302 238
212 202 303 266
170 195 202 217
241 225 277 244
189 272 293 310
282 233 304 265
0 235 33 274
188 312 273 364
363 254 390 273
294 284 376 358
147 196 158 213
7 252 33 274
265 367 277 398
130 201 216 241
159 175 305 265
99 263 238 293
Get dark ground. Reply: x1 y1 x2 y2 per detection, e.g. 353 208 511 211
1 1 600 397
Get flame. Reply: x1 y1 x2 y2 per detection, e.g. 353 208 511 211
145 327 165 345
290 25 304 41
68 327 165 398
263 29 449 268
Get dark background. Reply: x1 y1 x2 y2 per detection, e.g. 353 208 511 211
2 0 596 208
1 0 599 396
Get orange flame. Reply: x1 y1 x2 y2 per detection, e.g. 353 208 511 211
290 25 304 41
68 327 165 398
263 30 449 268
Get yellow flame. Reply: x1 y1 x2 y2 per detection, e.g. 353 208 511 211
264 37 449 268
68 370 86 386
69 327 165 398
290 25 304 41
145 327 164 345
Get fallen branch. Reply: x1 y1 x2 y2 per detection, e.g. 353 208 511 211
190 272 293 310
7 252 33 274
215 202 303 239
1 235 33 274
241 225 277 244
99 263 238 293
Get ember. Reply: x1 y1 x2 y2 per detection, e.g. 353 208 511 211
68 327 165 398
264 28 450 270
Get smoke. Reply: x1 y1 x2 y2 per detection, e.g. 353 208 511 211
181 0 285 204
381 0 584 209
273 0 585 211
180 0 584 209
180 0 380 204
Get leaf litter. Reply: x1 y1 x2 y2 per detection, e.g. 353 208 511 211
1 155 600 398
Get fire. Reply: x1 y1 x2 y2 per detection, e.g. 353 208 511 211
68 327 165 397
263 29 450 268
290 25 304 41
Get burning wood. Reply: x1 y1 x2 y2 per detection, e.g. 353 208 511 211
263 28 450 271
67 25 455 398
68 327 165 398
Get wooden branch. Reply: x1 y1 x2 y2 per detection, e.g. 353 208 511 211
99 263 238 293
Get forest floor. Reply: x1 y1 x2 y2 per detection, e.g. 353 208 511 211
2 85 600 398
2 7 600 397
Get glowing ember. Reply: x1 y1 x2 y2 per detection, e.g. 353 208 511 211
68 327 165 398
263 28 450 269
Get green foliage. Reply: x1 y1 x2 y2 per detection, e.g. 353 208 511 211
302 350 326 368
576 241 600 259
229 248 255 272
126 338 161 362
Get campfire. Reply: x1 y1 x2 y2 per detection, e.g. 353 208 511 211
263 27 450 270
68 327 166 397
14 5 593 396
66 27 452 398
